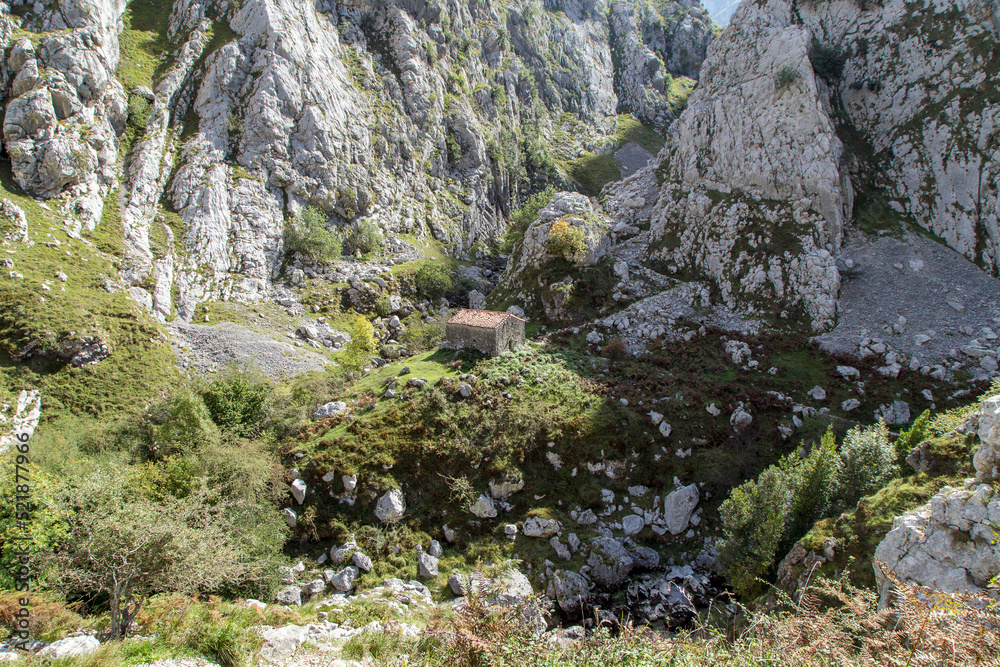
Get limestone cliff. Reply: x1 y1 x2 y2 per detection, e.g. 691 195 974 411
0 0 713 323
603 0 999 332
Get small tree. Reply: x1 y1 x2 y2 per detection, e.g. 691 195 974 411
547 219 587 262
717 466 789 598
782 428 840 549
345 220 383 256
602 338 628 368
415 261 453 300
201 367 271 439
285 207 341 262
342 315 378 369
833 421 897 511
48 469 274 640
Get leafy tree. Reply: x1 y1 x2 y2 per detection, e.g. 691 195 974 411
47 468 280 639
285 207 341 262
415 261 454 300
894 409 931 461
342 315 378 369
547 219 587 261
782 429 840 549
201 368 272 439
833 421 897 511
500 186 556 254
345 220 383 256
717 466 790 598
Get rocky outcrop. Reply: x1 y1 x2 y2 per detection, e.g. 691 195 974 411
604 0 999 332
2 0 127 234
0 389 41 453
874 396 1000 606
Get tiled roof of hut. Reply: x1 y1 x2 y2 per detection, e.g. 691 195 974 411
447 309 522 329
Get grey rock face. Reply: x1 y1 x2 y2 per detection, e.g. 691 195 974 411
551 569 591 615
587 537 634 589
874 398 1000 606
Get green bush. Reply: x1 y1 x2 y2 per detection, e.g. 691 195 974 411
833 421 897 511
374 296 393 318
401 320 446 352
144 391 221 460
775 66 803 89
285 206 342 262
547 219 587 261
201 368 272 439
415 261 454 299
345 220 383 256
500 186 556 254
127 95 152 130
810 39 847 81
717 466 789 598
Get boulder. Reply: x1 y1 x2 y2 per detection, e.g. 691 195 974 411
328 566 359 592
417 552 439 579
587 537 634 589
375 489 405 523
629 546 660 570
621 514 645 535
290 479 307 505
428 540 443 558
275 585 302 606
523 516 560 538
38 636 100 659
663 484 700 535
730 404 752 431
975 396 1000 480
258 624 310 663
469 494 498 519
314 401 347 419
352 552 373 573
282 508 297 527
552 570 591 615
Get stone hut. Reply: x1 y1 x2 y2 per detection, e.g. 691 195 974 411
445 309 526 356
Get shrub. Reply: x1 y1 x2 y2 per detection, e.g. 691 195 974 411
775 66 802 89
833 421 897 511
415 261 453 300
810 38 847 81
401 320 446 352
285 206 341 262
717 466 790 598
342 315 379 369
374 296 393 318
127 96 152 130
547 219 587 261
47 467 277 639
345 219 383 256
143 391 221 460
201 368 272 438
500 186 556 254
602 338 628 367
